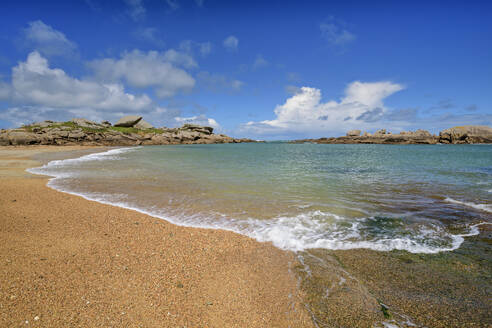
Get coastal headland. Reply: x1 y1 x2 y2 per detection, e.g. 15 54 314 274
292 125 492 144
0 146 313 327
0 116 255 146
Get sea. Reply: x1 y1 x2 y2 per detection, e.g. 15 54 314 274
28 143 492 327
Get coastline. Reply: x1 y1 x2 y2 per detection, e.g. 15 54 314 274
0 146 313 327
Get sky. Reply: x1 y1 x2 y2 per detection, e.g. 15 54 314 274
0 0 491 139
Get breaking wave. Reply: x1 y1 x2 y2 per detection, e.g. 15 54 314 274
27 147 488 254
445 197 492 213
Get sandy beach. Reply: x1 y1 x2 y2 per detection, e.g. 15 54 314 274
0 146 314 327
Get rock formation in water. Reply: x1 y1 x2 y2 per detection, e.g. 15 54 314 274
292 125 492 144
0 116 255 146
438 125 492 144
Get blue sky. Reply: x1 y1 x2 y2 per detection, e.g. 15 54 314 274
0 0 490 139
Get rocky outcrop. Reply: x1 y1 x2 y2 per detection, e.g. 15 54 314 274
134 119 153 129
438 125 492 144
292 126 492 144
346 130 361 137
0 117 255 146
114 116 142 127
71 118 105 129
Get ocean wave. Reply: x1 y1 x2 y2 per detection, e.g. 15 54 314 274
444 197 492 213
27 147 141 178
26 147 488 254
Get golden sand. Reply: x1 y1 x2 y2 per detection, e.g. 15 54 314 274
0 146 314 327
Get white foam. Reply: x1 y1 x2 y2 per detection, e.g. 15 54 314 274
445 197 492 213
26 147 489 255
27 147 141 177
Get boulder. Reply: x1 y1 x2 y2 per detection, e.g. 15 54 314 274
7 131 39 145
346 129 361 137
134 119 154 129
101 120 112 127
374 129 388 136
68 131 86 139
32 120 54 128
181 124 214 135
439 125 492 144
412 129 432 137
71 118 103 129
114 116 142 127
0 132 9 146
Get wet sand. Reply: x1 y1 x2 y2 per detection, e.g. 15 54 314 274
0 146 313 327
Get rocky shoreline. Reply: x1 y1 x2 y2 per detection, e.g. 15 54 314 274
0 116 255 146
292 125 492 145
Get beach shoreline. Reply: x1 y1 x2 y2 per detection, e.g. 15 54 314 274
0 146 313 327
2 145 490 328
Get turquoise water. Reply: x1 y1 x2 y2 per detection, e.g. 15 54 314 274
30 143 492 253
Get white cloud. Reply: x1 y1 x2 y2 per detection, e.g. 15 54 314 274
23 20 77 57
162 49 197 68
223 36 238 52
320 17 356 46
124 0 146 21
180 40 212 56
253 54 269 69
7 51 152 113
175 114 220 129
242 81 404 137
88 49 196 98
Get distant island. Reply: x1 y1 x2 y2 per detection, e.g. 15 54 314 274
0 116 255 146
292 125 492 144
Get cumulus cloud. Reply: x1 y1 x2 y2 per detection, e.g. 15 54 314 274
124 0 146 21
242 81 404 137
9 52 152 111
0 51 159 127
175 114 220 129
23 20 77 57
320 17 356 48
88 49 196 98
223 36 238 52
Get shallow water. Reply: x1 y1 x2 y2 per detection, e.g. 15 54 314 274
29 143 492 254
28 143 492 327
